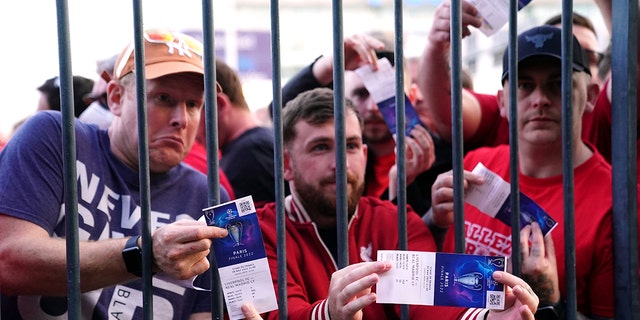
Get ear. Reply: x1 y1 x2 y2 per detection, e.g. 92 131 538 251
107 81 124 116
496 89 507 118
584 82 600 113
283 148 294 181
217 92 231 113
362 143 368 162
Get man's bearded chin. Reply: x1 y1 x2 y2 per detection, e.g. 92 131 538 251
294 173 364 220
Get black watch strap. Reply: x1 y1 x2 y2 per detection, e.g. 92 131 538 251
122 235 143 277
535 300 565 320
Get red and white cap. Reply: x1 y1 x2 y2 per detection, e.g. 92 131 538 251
111 29 205 80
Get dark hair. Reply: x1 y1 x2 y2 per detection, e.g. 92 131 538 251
215 59 249 110
282 88 362 147
37 75 95 117
543 12 597 36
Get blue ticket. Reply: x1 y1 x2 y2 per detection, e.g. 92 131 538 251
494 192 558 236
377 250 507 309
204 196 267 267
202 196 278 319
466 162 558 236
354 57 423 137
378 94 422 137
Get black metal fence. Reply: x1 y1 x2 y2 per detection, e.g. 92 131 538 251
49 0 638 319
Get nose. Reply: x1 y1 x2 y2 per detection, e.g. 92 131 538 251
170 104 188 129
530 85 552 109
365 97 379 112
329 153 354 174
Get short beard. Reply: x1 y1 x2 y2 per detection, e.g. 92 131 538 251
293 172 364 222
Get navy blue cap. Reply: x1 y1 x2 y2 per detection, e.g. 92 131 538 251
501 25 591 83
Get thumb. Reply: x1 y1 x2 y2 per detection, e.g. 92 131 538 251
241 303 262 320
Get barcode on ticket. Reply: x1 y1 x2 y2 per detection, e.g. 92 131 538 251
487 292 504 309
238 198 255 215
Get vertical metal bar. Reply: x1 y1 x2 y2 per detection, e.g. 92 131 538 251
130 1 154 318
393 0 407 252
269 1 288 319
612 0 640 318
331 0 349 269
450 0 465 253
201 3 221 209
560 3 577 319
201 1 224 319
55 0 80 318
393 0 409 318
507 0 521 278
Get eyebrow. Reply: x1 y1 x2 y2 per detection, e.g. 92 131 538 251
305 134 362 147
346 135 362 144
347 85 368 95
306 136 333 147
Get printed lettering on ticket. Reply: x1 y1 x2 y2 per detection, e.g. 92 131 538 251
466 162 558 236
203 196 278 320
377 250 506 309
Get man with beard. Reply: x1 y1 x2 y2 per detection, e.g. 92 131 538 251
271 33 453 216
257 87 539 320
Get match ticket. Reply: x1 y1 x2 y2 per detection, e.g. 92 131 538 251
465 162 558 236
203 196 278 320
354 57 422 137
468 0 532 36
377 250 506 309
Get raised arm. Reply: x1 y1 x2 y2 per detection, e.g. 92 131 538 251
311 33 385 86
418 0 484 142
275 33 385 113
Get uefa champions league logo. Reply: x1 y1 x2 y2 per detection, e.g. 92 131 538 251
453 272 483 291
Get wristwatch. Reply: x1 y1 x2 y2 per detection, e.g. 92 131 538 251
535 300 565 320
122 235 143 277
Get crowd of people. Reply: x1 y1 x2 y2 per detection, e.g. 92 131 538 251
0 0 634 319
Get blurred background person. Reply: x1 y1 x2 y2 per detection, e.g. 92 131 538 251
79 54 118 129
36 75 94 117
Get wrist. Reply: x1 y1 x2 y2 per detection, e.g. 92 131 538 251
426 40 450 56
425 207 450 229
122 235 143 277
311 56 334 85
122 235 157 277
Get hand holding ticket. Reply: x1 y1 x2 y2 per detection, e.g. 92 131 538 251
376 250 507 309
468 0 532 36
465 163 558 236
203 196 278 320
354 57 422 137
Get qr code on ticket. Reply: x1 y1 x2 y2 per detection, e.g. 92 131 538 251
488 292 503 308
238 199 254 215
